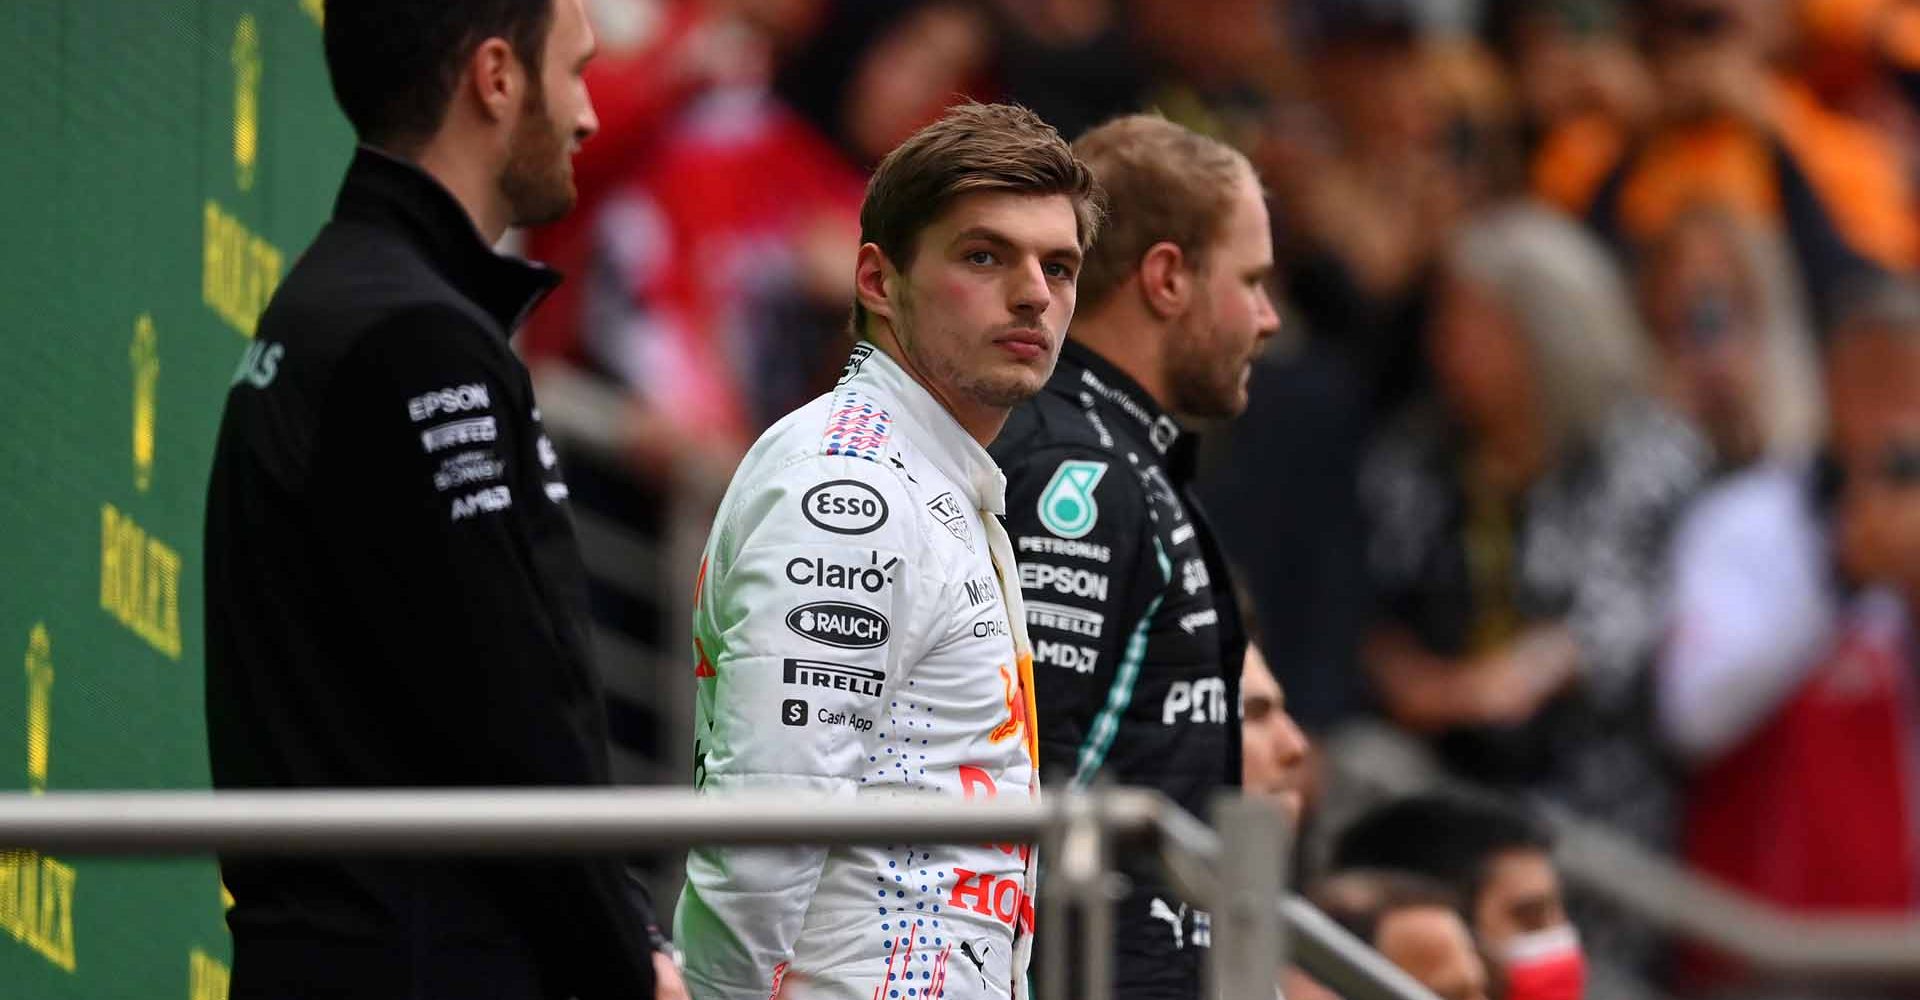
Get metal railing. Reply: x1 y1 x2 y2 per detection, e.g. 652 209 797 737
0 786 1440 1000
1326 723 1920 984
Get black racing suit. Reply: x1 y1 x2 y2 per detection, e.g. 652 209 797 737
204 147 657 999
991 340 1247 1000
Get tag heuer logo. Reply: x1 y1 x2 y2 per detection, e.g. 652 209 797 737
1037 460 1107 539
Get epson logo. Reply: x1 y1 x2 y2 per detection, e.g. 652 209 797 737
786 556 894 594
1018 563 1109 601
786 601 890 649
407 383 491 423
783 659 885 699
802 480 889 534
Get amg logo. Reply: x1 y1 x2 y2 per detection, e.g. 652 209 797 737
962 575 998 608
783 659 885 698
450 486 511 521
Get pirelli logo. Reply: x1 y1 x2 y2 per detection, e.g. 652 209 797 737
421 416 498 453
782 659 884 699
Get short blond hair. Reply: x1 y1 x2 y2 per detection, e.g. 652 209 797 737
1071 114 1254 313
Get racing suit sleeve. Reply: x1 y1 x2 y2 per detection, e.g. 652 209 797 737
1000 446 1160 789
678 452 928 997
324 307 655 1000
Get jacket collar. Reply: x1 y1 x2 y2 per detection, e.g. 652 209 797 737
1052 339 1185 457
838 344 1008 514
331 145 561 334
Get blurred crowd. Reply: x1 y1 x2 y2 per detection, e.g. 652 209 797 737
520 0 1920 996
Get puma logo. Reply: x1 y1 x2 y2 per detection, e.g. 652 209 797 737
959 938 991 985
1148 897 1188 950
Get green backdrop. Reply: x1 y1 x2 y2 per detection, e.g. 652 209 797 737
0 1 351 996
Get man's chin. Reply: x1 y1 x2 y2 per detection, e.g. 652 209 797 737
967 368 1047 409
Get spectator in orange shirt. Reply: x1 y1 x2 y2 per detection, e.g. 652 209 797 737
1532 0 1918 327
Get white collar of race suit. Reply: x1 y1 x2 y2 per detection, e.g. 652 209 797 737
838 343 1009 516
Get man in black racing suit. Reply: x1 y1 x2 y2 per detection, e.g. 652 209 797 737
991 114 1282 1000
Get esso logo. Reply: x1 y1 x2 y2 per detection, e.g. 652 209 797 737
802 480 889 535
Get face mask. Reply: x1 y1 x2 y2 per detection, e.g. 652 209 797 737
1502 925 1585 1000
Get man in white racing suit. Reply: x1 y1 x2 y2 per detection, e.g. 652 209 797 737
675 102 1105 999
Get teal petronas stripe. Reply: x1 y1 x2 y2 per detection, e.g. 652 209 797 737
1071 536 1173 787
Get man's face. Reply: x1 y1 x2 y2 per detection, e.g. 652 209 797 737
885 190 1084 414
1165 172 1281 419
1473 849 1568 960
1376 905 1492 1000
1828 331 1920 594
1644 220 1765 466
1430 273 1535 435
1241 645 1311 826
502 0 599 227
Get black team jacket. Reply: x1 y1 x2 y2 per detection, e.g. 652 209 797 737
204 147 657 1000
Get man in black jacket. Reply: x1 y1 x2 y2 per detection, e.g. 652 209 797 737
204 2 682 997
991 113 1282 1000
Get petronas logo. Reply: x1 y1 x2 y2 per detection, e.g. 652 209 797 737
1037 460 1107 539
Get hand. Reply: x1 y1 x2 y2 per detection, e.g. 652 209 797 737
1469 625 1580 725
653 948 690 1000
1657 46 1775 130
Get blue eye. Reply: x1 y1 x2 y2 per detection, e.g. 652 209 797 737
967 251 996 266
1045 262 1076 280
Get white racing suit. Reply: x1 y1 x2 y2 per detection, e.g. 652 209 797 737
677 344 1040 999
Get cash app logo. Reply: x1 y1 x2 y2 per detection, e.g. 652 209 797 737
1037 460 1107 539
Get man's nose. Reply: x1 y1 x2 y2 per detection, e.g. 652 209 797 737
577 95 601 145
1276 711 1309 770
1255 283 1282 340
1010 258 1048 316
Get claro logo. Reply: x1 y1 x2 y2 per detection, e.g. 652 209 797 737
786 556 894 593
802 480 889 534
786 601 890 649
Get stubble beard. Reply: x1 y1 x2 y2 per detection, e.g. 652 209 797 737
501 86 575 229
1166 303 1248 420
897 297 1045 412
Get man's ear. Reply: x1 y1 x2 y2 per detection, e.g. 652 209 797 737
466 37 522 124
854 243 900 330
1137 241 1192 321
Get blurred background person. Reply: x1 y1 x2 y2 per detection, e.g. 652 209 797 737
1242 643 1314 828
1358 202 1706 990
1532 0 1918 328
1658 281 1920 996
1334 795 1583 1000
1311 870 1494 1000
1634 204 1825 476
1483 0 1657 159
